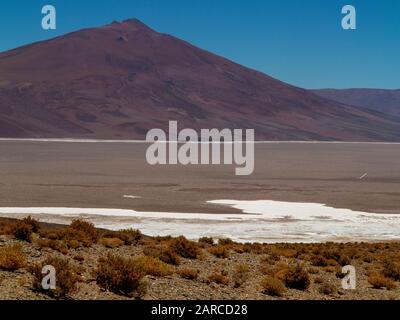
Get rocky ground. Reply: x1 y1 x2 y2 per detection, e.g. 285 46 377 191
0 217 399 300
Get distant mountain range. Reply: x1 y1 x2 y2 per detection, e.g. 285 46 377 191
312 89 400 117
1 19 400 141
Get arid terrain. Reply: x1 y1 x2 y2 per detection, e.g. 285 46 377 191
0 140 399 214
0 216 399 300
0 141 399 299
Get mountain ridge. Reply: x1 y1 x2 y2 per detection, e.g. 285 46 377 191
312 88 400 117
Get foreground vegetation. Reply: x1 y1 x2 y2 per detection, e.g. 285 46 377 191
0 217 399 300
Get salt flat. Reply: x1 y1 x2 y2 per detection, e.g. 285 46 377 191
0 200 398 242
0 140 399 242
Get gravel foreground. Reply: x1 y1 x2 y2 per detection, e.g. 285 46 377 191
0 217 399 300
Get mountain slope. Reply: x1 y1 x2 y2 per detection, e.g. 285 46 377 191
313 89 400 117
1 19 400 141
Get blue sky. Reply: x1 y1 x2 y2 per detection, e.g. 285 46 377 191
0 0 399 89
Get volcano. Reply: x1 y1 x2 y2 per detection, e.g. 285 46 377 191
1 18 400 141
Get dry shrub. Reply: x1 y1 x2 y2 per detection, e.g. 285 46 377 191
102 229 142 245
98 237 124 248
178 268 199 280
208 245 230 259
338 255 351 266
10 216 41 242
314 276 324 284
153 235 173 243
95 253 146 298
38 239 69 255
368 273 396 290
160 246 181 265
133 256 173 277
335 266 347 279
321 249 350 266
229 242 257 253
208 272 229 286
218 238 234 246
326 259 338 266
240 243 264 254
324 266 338 273
12 221 33 242
383 260 400 281
199 237 214 245
66 239 82 250
344 246 360 259
275 248 298 259
261 255 275 265
21 216 41 233
169 236 201 260
40 219 99 248
143 244 181 266
262 252 280 264
262 260 290 277
260 265 274 276
30 256 80 299
311 256 329 267
363 255 374 263
309 267 319 274
0 222 13 235
65 219 99 245
319 283 337 295
0 244 26 271
73 254 85 262
40 230 62 240
310 245 322 256
69 219 98 238
276 264 310 290
271 262 288 277
232 264 249 288
232 244 245 254
261 276 285 297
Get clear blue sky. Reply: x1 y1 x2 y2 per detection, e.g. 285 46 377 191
0 0 399 89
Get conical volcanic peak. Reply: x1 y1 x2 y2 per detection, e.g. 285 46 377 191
105 18 156 33
0 20 400 141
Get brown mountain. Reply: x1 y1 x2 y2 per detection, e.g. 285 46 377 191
1 19 400 141
313 89 400 117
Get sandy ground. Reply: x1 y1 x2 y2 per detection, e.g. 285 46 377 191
0 141 399 216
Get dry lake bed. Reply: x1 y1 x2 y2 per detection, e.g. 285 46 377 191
0 140 399 242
